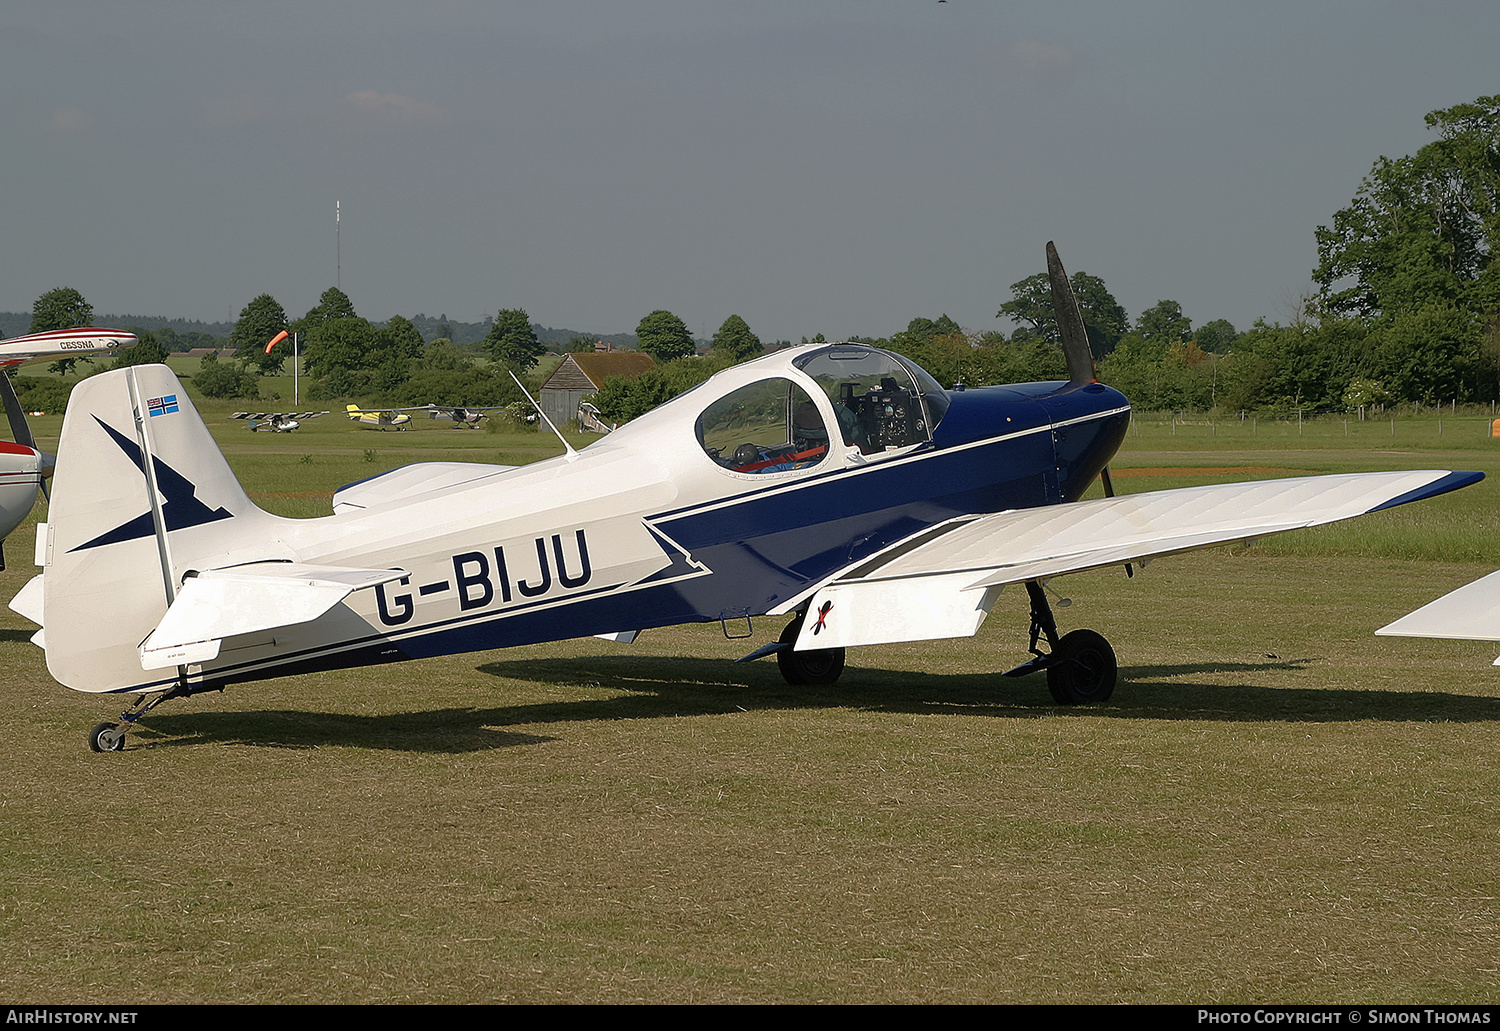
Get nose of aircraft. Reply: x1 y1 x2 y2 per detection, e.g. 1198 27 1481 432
1036 381 1131 502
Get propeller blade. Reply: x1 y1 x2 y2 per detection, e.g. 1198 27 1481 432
0 372 36 451
1046 241 1097 384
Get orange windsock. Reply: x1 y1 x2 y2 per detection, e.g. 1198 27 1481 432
265 330 289 354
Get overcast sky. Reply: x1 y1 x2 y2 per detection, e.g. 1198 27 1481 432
3 2 1497 343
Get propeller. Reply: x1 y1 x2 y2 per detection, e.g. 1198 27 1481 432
0 371 50 502
1045 241 1130 574
1 371 36 451
1047 240 1098 385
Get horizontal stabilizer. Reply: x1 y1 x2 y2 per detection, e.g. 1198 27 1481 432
139 562 409 670
333 462 516 514
1376 569 1500 643
795 470 1480 650
8 573 42 624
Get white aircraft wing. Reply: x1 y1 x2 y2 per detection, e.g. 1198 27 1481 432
0 328 139 370
139 562 409 670
787 470 1480 651
1376 570 1500 650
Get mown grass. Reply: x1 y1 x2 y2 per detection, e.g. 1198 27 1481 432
2 404 1499 1002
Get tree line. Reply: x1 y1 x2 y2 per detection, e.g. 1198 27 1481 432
9 95 1497 417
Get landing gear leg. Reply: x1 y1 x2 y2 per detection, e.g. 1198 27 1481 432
776 611 846 686
1001 580 1117 705
86 684 186 753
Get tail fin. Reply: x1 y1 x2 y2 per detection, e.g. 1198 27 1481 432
38 365 278 693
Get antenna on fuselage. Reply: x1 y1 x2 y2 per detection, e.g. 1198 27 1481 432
1046 241 1131 574
507 370 578 461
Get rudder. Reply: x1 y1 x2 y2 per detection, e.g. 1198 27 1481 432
37 365 279 693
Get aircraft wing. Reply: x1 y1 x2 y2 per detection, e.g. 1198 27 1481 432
1376 570 1500 650
0 328 138 370
138 562 409 669
784 470 1480 650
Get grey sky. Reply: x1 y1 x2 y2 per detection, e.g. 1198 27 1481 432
3 2 1497 343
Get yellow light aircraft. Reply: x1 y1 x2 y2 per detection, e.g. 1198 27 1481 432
345 404 417 430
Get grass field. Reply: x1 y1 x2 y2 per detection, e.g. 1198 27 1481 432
2 403 1499 1003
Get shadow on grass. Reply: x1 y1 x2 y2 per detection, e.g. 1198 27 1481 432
126 652 1500 752
0 629 37 644
478 653 1500 725
135 707 556 753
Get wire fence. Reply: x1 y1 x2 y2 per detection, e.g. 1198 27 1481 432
1127 404 1500 445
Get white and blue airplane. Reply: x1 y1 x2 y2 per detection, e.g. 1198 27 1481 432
0 327 138 568
6 247 1483 751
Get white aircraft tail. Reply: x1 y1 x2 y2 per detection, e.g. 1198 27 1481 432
34 365 280 693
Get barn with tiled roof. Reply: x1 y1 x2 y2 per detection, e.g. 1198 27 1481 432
539 351 656 430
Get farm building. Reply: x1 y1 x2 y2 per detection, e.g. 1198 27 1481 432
538 352 655 430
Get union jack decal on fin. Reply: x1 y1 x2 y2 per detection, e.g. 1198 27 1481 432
147 394 179 417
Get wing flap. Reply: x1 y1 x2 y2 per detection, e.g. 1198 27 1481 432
795 470 1479 650
139 562 408 670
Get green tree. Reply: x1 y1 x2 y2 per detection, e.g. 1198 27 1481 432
231 294 291 375
998 272 1129 356
194 352 262 399
1136 300 1192 343
32 287 94 375
1196 319 1238 353
381 315 425 364
1315 95 1500 323
590 353 733 423
484 309 544 371
302 316 378 380
110 330 169 369
419 340 474 371
636 310 695 362
303 287 357 326
31 287 93 333
370 315 426 391
1371 302 1482 404
711 314 762 362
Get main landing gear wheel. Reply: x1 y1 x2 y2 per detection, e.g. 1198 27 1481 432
1045 629 1117 705
776 615 846 686
89 722 125 753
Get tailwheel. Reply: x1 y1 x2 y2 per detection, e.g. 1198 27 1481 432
776 614 846 686
84 686 192 754
1045 629 1117 705
89 722 126 753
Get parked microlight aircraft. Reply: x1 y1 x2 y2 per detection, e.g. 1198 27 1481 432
230 411 328 433
0 327 138 567
6 247 1483 751
1377 572 1500 662
345 404 414 430
425 404 509 428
